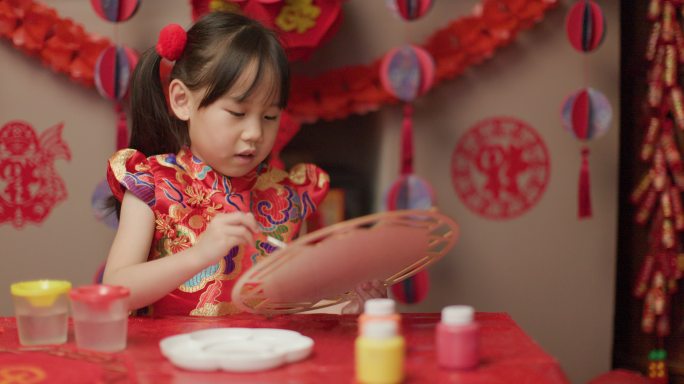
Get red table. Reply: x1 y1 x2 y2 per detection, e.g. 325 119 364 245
0 312 569 383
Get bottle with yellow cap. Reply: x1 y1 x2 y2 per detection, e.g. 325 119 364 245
355 318 405 384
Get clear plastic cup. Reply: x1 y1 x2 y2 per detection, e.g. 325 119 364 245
69 285 130 352
10 280 72 346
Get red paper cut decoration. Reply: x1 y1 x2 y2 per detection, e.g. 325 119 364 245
565 0 605 53
387 0 434 21
0 121 71 229
191 0 345 61
90 0 141 23
451 117 550 220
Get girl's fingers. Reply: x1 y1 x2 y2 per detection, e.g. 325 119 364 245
342 297 362 315
214 212 259 233
222 225 254 245
355 286 372 302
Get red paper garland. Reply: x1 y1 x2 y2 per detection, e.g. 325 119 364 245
0 1 111 88
0 0 558 125
289 0 559 123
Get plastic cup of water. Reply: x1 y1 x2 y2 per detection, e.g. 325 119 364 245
10 280 72 346
69 285 130 352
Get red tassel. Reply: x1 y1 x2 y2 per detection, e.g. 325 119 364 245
400 103 414 175
579 147 592 218
115 102 129 150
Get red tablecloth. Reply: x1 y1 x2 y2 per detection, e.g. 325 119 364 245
0 312 569 383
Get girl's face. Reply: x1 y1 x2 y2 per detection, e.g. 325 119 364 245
187 62 281 177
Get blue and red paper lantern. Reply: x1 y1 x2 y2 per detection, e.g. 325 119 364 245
386 0 434 21
94 45 138 101
380 45 435 102
90 0 141 23
561 87 612 142
565 0 606 53
560 86 612 219
380 44 436 305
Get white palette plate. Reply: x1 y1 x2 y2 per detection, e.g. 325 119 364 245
232 209 459 315
159 328 314 372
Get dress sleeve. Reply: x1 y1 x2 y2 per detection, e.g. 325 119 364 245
106 148 156 208
287 163 330 221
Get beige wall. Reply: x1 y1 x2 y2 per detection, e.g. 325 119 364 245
0 1 619 383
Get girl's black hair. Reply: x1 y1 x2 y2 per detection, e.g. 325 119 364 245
110 11 289 216
129 11 290 156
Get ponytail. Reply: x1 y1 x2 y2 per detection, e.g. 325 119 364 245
128 48 188 157
107 48 189 219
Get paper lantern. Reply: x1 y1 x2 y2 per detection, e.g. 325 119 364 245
561 87 612 219
91 179 118 229
380 45 435 102
561 87 612 142
94 45 138 101
385 174 435 304
386 0 434 21
90 0 141 23
565 0 606 53
380 46 436 305
191 0 345 61
385 174 435 211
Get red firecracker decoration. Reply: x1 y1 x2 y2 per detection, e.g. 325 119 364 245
631 0 684 379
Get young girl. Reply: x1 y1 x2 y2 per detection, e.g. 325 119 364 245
104 11 385 316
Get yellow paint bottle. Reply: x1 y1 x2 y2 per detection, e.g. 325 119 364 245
355 319 405 384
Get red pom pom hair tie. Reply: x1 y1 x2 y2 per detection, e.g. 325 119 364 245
156 24 187 61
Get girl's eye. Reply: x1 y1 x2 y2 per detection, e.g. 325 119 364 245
264 115 279 121
227 110 245 117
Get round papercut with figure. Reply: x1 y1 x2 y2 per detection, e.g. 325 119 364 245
451 117 550 220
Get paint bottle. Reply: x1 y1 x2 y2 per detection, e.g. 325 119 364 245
436 305 479 370
355 319 405 384
358 298 401 335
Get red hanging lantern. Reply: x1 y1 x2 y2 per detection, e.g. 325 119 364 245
561 87 612 219
191 0 345 61
386 0 434 21
90 0 141 23
380 44 436 304
94 45 138 101
94 45 138 151
380 45 435 102
565 0 606 53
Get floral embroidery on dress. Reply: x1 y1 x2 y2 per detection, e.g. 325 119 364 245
107 147 329 316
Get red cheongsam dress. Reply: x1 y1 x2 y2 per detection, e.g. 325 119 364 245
107 147 329 316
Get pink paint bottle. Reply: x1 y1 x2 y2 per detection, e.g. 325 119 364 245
436 305 479 369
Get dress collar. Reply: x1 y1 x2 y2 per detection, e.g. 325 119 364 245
174 147 262 194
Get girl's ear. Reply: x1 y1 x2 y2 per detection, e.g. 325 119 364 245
168 79 194 121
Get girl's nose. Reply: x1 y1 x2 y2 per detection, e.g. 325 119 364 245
241 119 263 142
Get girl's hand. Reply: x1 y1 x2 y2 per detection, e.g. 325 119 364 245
341 279 388 315
193 212 259 265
